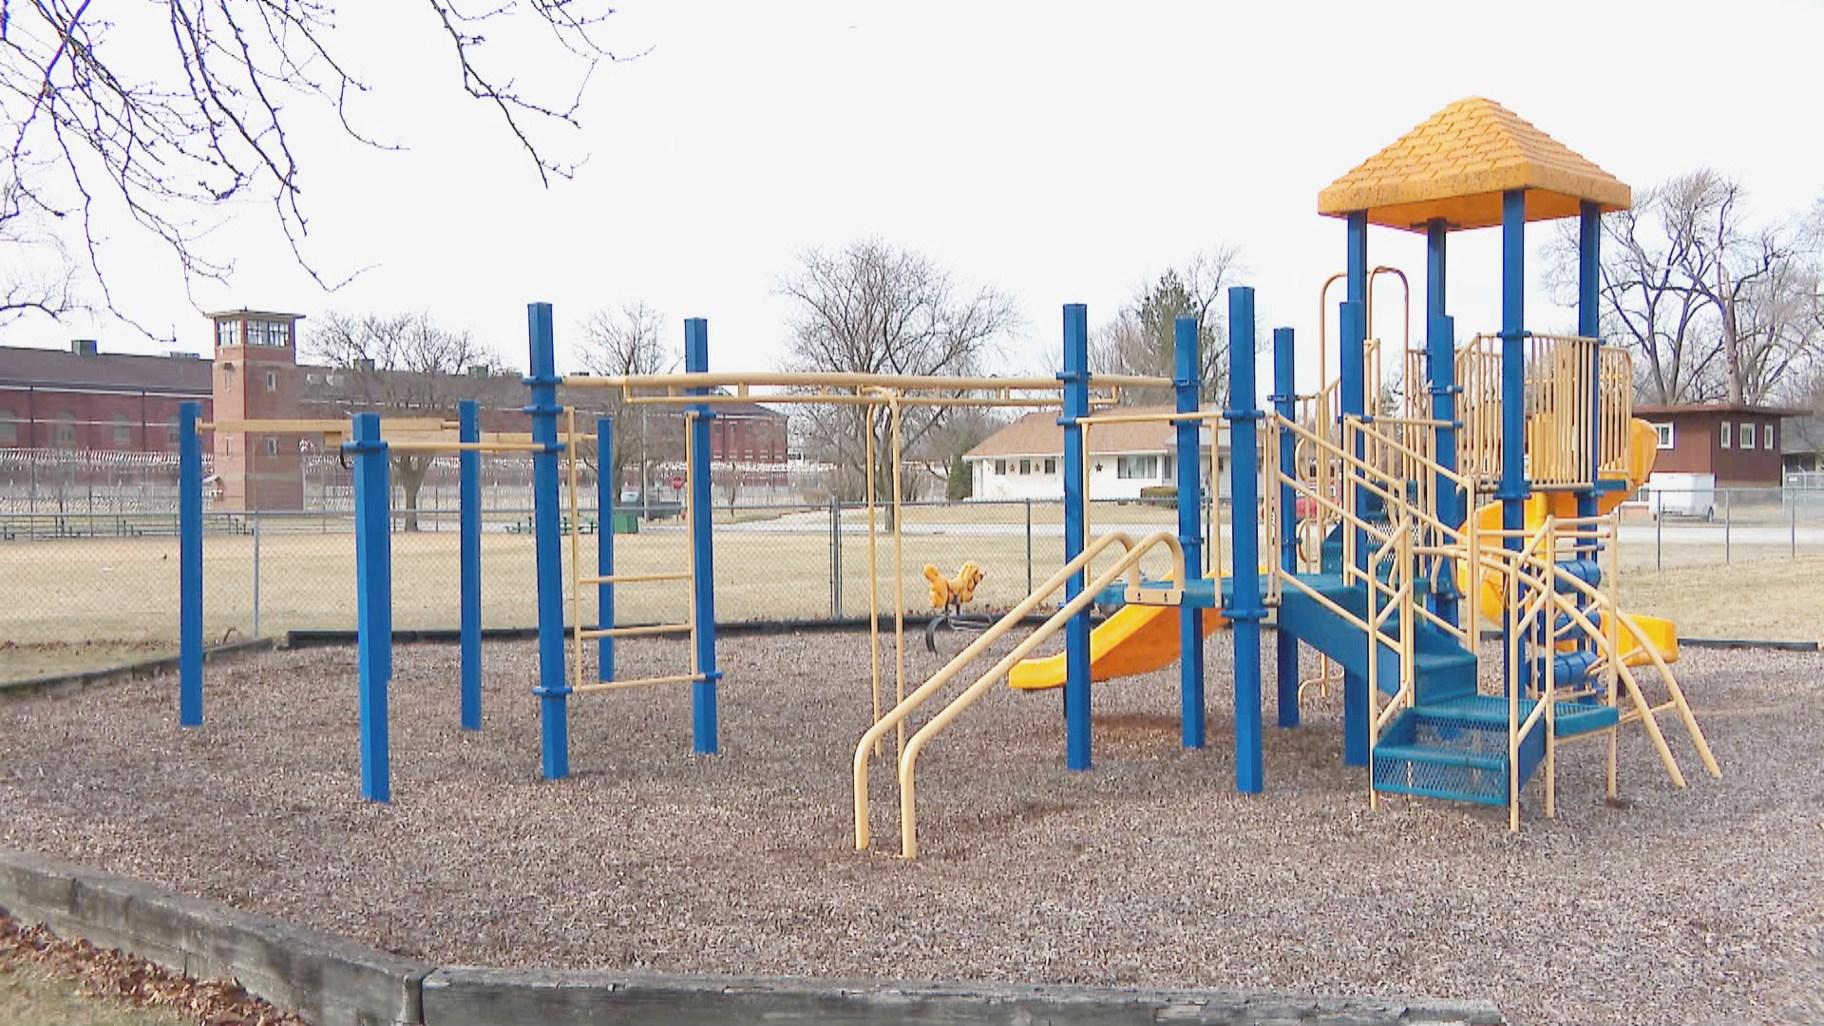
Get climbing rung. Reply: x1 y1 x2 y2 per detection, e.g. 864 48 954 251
573 673 703 694
577 571 692 586
578 622 691 640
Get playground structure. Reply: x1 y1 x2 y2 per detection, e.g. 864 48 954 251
167 98 1719 859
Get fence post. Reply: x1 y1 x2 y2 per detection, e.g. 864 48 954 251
829 496 841 619
1025 498 1034 596
1655 504 1662 571
1724 488 1732 565
1792 493 1799 559
251 511 262 638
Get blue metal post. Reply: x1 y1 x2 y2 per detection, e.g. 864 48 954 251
1227 287 1265 794
1427 218 1460 628
684 318 721 754
1339 298 1369 767
178 402 203 727
1060 304 1092 772
1172 315 1205 749
348 412 393 803
1500 190 1529 693
1579 199 1603 511
526 303 570 780
1270 327 1298 729
1430 314 1460 628
458 400 482 731
1341 212 1370 767
597 416 615 683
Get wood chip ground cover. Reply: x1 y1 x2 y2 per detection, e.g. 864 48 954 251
1 632 1819 1026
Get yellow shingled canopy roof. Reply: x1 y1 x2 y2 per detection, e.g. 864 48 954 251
1317 97 1631 232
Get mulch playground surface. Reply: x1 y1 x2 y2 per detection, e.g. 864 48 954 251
2 631 1820 1026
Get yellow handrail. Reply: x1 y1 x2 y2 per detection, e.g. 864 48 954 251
852 530 1183 856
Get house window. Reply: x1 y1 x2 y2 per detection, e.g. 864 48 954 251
1765 424 1775 451
1019 458 1032 475
265 370 278 392
995 459 1007 475
1740 423 1755 449
1720 422 1731 449
53 412 77 448
112 414 132 448
1651 422 1673 450
1043 457 1056 474
0 409 16 447
1117 455 1159 479
264 436 279 457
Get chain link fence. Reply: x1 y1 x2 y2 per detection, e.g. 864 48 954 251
4 447 1823 682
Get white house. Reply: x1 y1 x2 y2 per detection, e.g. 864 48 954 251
964 405 1228 501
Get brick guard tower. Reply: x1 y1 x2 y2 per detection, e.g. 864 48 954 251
209 309 304 511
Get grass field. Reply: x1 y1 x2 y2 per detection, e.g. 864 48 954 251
0 966 192 1026
2 500 1820 682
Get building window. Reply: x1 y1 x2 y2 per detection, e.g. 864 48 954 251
113 414 132 448
167 422 181 446
1019 458 1032 475
0 409 16 447
264 436 279 457
265 370 278 392
246 319 291 347
1740 423 1755 449
1117 455 1159 479
995 459 1007 475
53 412 77 448
1043 457 1056 474
1765 424 1776 451
1720 422 1731 449
1651 422 1673 450
217 320 238 348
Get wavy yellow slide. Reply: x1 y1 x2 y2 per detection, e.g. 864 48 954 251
1008 602 1228 691
1465 419 1677 667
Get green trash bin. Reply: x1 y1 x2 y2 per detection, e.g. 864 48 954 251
613 512 640 535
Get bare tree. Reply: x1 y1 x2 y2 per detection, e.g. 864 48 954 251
1551 172 1821 405
1 1 626 336
779 239 1018 507
578 302 679 505
309 311 501 530
1091 247 1243 404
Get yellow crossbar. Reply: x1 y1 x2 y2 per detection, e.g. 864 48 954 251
578 623 691 640
572 674 704 695
576 572 692 586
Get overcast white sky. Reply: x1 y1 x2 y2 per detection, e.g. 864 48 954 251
5 0 1822 396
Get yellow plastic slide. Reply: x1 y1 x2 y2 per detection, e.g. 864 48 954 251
1008 602 1228 691
1465 419 1677 667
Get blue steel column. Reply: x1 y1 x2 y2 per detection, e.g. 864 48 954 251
684 318 721 754
1341 212 1370 767
1059 304 1092 772
1172 315 1205 749
1500 191 1529 691
1226 287 1265 793
1427 219 1460 628
1270 327 1299 728
526 303 570 780
348 412 393 802
178 402 204 726
597 416 615 683
1579 200 1603 515
458 400 482 731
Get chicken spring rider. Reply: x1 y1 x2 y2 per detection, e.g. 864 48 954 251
922 560 988 653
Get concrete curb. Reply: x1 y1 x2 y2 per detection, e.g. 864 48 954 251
0 852 1504 1026
0 638 276 700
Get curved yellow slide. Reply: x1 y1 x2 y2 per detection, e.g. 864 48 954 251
1465 419 1677 667
1008 602 1228 691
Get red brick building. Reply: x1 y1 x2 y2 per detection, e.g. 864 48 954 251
0 311 790 510
1636 403 1802 487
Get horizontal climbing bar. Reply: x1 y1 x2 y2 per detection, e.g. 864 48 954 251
382 440 551 453
572 674 704 695
578 622 692 640
577 571 692 585
198 417 448 435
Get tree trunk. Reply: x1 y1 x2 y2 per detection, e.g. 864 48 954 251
395 457 429 532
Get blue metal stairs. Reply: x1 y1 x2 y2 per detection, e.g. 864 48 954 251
1278 520 1618 808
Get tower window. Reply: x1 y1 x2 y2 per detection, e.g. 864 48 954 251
264 436 279 457
265 370 277 392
